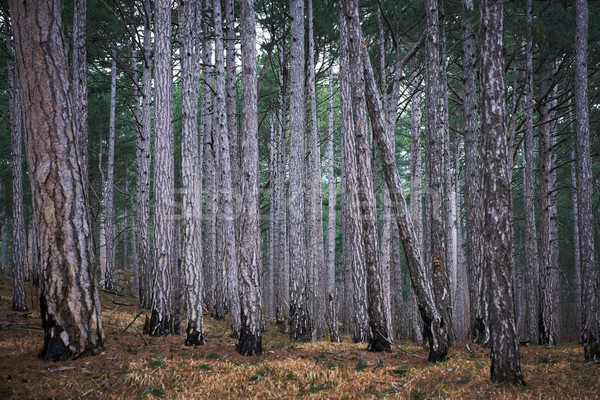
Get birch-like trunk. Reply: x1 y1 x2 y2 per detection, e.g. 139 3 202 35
150 0 175 336
10 0 104 359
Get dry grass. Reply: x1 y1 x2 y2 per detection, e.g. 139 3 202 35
0 275 598 399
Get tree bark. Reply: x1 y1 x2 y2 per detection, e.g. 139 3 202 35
574 0 600 361
479 0 525 384
306 0 326 340
137 0 152 309
7 29 27 312
9 0 104 360
180 0 205 346
288 0 311 342
238 0 264 355
214 0 241 338
72 0 88 184
150 0 175 336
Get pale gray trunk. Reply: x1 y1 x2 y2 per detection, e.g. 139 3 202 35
462 0 487 344
150 0 175 336
180 0 205 346
238 0 264 355
214 0 241 338
339 3 369 343
101 50 117 291
267 116 277 320
137 0 153 309
288 0 311 341
7 31 27 311
130 49 140 294
10 0 104 359
574 0 599 361
571 145 582 336
479 0 525 384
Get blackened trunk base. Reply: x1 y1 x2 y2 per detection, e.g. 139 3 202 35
184 327 205 346
367 329 391 352
149 309 172 336
238 326 262 356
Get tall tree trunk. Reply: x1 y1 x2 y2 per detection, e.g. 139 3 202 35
538 76 560 346
523 0 540 345
137 0 153 309
267 116 277 321
72 0 88 184
180 0 205 346
9 0 104 360
574 0 600 361
238 0 264 355
362 40 451 362
479 0 525 384
571 144 582 337
288 0 311 342
306 0 326 340
214 0 241 338
150 0 175 336
425 0 453 343
339 2 369 343
326 68 339 342
101 50 117 291
7 30 27 312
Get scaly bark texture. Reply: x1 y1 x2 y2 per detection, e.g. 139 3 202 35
479 0 525 384
288 0 312 342
180 0 205 346
307 0 326 340
523 0 540 344
9 0 104 360
214 0 241 338
571 144 582 336
362 42 451 362
238 0 264 355
72 0 88 182
7 30 27 312
137 0 153 309
150 0 175 336
574 0 600 361
339 3 369 343
425 0 453 343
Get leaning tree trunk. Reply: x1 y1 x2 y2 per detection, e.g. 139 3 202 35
343 0 392 352
137 0 153 309
523 0 540 345
288 0 312 342
574 0 600 361
479 0 525 384
214 0 241 339
362 40 451 362
9 0 104 360
306 0 326 340
180 0 205 346
150 0 175 336
424 0 453 343
339 3 369 344
7 30 27 312
238 0 264 355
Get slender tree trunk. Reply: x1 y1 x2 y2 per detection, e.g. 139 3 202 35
180 0 205 346
7 30 27 311
538 76 560 346
150 0 175 336
362 41 451 362
137 0 153 309
238 0 264 355
326 69 339 342
425 0 453 343
523 0 540 345
479 0 525 384
214 0 241 338
1 224 6 277
571 144 582 337
339 3 369 343
306 0 326 340
267 116 277 321
9 0 104 360
288 0 311 342
574 0 600 361
101 50 117 291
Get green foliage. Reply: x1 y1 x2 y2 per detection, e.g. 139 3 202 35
198 363 212 371
147 356 164 369
355 357 369 372
205 350 220 359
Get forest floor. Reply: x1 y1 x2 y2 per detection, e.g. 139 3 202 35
0 275 598 399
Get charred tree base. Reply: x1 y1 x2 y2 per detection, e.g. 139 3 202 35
40 323 103 362
12 302 27 312
289 305 312 342
238 327 262 356
584 338 600 361
184 327 206 346
490 361 526 385
367 330 392 352
471 318 489 347
149 309 173 336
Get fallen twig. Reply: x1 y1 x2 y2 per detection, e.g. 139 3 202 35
120 311 143 335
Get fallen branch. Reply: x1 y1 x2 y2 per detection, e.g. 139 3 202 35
120 312 143 335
